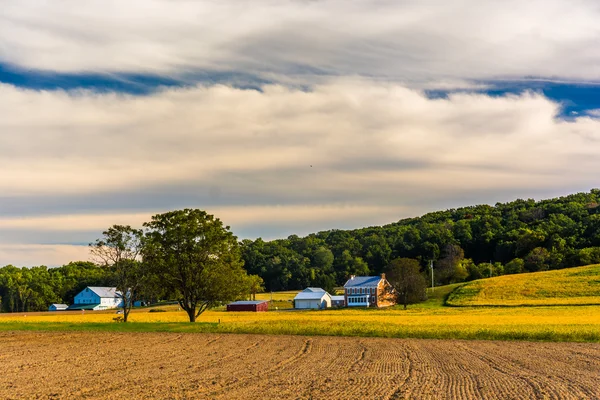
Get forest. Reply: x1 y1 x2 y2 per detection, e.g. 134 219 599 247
240 189 600 291
2 189 600 311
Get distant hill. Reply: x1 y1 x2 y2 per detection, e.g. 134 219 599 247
242 189 600 291
446 264 600 306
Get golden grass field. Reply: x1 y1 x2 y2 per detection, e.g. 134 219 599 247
2 283 599 341
447 264 600 306
254 290 298 301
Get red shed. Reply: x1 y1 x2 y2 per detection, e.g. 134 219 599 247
226 300 269 312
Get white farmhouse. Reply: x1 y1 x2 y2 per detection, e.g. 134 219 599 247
68 287 124 311
293 287 332 309
48 303 68 311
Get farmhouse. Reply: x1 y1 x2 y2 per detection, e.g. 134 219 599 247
294 287 332 309
343 274 396 308
48 304 68 311
227 300 269 312
67 287 123 311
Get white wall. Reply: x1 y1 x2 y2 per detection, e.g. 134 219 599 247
295 294 331 309
74 288 123 310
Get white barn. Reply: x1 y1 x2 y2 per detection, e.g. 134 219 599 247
68 287 124 311
48 303 68 311
294 288 332 309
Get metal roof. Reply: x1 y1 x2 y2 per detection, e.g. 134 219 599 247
294 291 331 300
302 287 326 293
87 287 121 298
343 276 382 288
228 301 268 305
50 304 68 307
331 296 345 301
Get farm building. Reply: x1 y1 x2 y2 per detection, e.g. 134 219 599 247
343 274 396 308
48 304 68 311
331 296 345 307
67 287 124 311
227 300 269 312
293 288 332 309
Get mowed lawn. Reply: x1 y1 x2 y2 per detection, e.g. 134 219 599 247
447 264 600 306
2 284 600 342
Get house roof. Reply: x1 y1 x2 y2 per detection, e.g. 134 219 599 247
343 276 382 288
87 287 121 298
302 287 326 293
331 296 345 301
50 304 68 308
294 291 331 300
228 301 268 305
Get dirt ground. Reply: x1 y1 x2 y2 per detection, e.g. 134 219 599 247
1 331 599 399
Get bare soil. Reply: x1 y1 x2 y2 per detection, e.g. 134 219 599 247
1 331 599 399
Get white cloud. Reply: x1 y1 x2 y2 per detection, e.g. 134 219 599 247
1 79 600 265
1 1 600 84
1 80 599 199
0 244 91 267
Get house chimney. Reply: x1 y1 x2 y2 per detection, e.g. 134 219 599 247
380 273 386 281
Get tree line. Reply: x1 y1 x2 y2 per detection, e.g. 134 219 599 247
2 190 600 316
241 190 600 291
1 209 262 322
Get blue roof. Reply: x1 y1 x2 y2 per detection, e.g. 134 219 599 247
344 276 382 288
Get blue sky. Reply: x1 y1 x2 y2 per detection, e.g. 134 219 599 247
1 0 600 266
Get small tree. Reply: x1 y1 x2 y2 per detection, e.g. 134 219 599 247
248 275 265 301
385 258 427 310
142 209 249 322
90 225 144 322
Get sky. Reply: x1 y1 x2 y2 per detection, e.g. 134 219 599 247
1 0 600 267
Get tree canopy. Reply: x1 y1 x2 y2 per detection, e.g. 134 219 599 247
241 189 600 290
385 258 427 309
142 209 250 322
90 225 144 322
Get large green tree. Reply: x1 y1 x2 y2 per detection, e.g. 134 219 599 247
142 209 249 322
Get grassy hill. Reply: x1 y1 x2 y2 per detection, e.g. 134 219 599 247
446 264 600 306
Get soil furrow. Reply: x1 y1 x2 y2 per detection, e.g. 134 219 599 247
1 332 599 400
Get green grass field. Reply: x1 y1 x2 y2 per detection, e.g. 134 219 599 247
446 264 600 306
2 267 600 342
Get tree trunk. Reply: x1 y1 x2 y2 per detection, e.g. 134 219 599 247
123 302 130 323
187 308 196 322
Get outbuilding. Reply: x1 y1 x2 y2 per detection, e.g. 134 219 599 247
331 296 345 307
67 287 124 311
293 288 332 309
48 304 68 311
226 300 269 312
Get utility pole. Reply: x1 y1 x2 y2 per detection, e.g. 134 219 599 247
430 260 434 292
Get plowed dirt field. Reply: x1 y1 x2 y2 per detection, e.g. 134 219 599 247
1 331 599 399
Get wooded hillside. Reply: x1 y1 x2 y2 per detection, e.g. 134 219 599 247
241 189 600 291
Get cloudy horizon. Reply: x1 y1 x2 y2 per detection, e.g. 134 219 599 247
1 0 600 266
